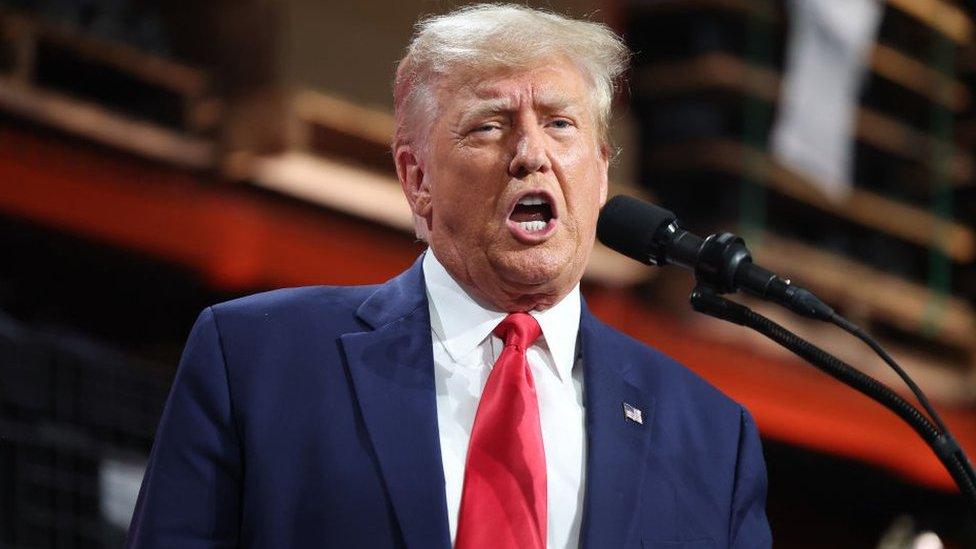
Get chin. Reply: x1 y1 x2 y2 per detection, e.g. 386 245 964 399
491 246 574 289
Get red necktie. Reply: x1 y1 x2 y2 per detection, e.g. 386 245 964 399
455 313 547 549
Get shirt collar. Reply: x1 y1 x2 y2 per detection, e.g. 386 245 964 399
423 249 580 382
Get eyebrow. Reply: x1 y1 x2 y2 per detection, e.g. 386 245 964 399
457 92 581 127
532 90 578 113
458 98 514 126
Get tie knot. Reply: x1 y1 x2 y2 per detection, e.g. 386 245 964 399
493 312 542 350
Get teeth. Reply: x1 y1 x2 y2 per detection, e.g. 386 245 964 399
518 220 547 232
518 195 547 206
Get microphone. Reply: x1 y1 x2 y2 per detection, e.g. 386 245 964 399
597 195 834 321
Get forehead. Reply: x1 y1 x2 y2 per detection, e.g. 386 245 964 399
437 58 592 114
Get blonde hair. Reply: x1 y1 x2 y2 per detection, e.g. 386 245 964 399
393 3 629 153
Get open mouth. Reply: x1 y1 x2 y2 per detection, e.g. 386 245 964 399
506 191 558 243
509 194 555 232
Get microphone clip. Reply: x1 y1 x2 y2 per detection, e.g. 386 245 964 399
693 232 752 295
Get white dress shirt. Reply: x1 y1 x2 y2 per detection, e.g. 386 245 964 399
423 250 586 549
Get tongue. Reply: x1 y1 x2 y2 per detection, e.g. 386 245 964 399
510 204 550 223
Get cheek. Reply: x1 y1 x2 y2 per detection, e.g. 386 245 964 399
431 172 498 232
560 152 606 221
443 154 507 214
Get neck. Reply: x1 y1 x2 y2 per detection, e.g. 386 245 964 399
428 248 573 312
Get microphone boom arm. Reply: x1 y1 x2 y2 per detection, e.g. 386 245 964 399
690 285 976 518
597 194 976 518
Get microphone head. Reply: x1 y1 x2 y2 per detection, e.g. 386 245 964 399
597 195 676 265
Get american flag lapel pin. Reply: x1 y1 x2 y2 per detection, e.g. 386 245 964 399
623 402 643 425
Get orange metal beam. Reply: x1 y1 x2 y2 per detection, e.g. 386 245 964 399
0 125 422 289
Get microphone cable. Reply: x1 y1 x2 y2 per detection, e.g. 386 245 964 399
827 312 950 437
597 194 976 509
691 287 976 514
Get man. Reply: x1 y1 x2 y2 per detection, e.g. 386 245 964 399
127 4 771 548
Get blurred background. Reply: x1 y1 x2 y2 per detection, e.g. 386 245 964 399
0 0 974 547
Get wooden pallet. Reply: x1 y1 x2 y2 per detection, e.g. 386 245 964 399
0 77 214 169
637 51 975 183
288 90 395 173
752 232 976 354
646 138 975 263
636 0 975 46
0 9 220 134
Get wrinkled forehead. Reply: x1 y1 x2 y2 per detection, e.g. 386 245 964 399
432 58 596 119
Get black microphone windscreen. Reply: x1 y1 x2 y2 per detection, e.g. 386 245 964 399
597 195 676 265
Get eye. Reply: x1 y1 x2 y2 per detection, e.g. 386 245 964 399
547 118 575 130
471 123 500 134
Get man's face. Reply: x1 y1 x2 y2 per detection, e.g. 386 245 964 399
398 57 609 311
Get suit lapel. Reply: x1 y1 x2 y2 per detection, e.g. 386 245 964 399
341 257 452 549
579 304 655 548
341 259 657 548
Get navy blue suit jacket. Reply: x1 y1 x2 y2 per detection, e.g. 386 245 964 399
127 256 771 548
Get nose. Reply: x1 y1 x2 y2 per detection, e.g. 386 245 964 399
508 124 551 178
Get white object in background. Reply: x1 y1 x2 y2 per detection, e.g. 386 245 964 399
100 457 147 531
913 532 944 549
771 0 883 200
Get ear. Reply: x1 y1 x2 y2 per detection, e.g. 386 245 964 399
597 144 610 206
395 144 432 222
